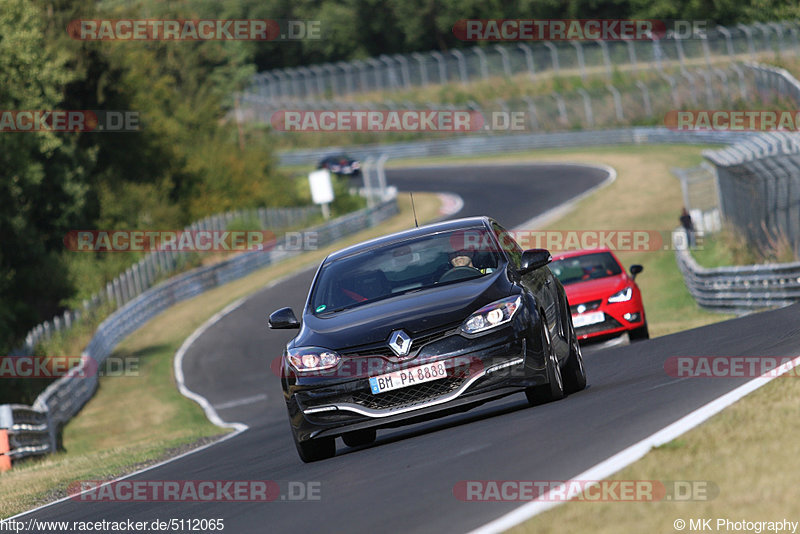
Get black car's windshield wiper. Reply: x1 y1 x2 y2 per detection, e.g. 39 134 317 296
321 303 362 314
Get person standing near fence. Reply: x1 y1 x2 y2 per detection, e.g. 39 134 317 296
680 207 695 248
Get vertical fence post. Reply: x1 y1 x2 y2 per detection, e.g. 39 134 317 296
572 42 586 81
517 44 535 80
607 84 624 121
594 40 612 80
577 88 593 127
717 25 735 57
411 53 428 86
430 51 447 84
543 41 559 74
473 48 489 80
636 81 652 116
493 45 511 78
451 50 469 84
626 40 638 75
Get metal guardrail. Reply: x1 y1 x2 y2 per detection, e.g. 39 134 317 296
11 205 321 358
279 127 753 166
675 246 800 312
0 197 398 466
0 405 54 471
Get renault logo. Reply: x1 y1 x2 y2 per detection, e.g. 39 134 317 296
388 330 412 358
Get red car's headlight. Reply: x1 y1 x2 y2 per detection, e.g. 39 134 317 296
608 286 633 303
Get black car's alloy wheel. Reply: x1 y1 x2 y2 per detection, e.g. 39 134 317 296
525 319 565 405
563 315 587 393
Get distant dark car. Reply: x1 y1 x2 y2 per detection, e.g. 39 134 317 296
269 217 586 462
550 248 648 342
317 154 361 177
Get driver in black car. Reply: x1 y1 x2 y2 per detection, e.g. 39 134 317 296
448 250 493 274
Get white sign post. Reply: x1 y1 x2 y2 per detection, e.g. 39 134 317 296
308 169 335 219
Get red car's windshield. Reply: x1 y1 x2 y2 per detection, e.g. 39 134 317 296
550 252 622 285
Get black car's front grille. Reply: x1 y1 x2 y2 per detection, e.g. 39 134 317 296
576 316 624 335
339 324 459 359
351 376 465 411
570 300 602 314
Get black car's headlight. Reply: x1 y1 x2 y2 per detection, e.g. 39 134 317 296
608 286 633 303
287 347 341 373
461 296 521 334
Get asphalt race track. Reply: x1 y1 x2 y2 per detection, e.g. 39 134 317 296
14 164 800 533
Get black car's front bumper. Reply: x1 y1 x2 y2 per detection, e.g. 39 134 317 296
284 316 548 442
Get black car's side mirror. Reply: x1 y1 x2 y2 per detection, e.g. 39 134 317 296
519 249 552 275
269 307 300 329
630 264 644 280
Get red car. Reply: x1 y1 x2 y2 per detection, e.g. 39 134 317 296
549 248 648 342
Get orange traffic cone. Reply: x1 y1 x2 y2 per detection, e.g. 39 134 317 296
0 430 11 472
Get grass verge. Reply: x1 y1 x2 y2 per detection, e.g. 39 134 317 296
511 371 800 534
0 192 442 519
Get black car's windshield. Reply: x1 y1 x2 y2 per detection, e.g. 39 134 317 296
310 228 502 314
549 252 622 285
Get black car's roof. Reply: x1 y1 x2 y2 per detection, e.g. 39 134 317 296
324 216 493 263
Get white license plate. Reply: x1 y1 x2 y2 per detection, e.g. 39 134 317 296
572 311 605 328
369 361 447 394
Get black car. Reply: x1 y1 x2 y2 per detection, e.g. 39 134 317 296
269 217 586 462
317 154 361 177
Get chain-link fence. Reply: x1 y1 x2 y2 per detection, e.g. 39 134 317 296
704 132 800 257
245 23 798 101
240 62 793 140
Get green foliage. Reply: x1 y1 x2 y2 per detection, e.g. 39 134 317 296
1 0 308 363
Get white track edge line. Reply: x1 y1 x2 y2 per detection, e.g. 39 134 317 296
469 353 800 534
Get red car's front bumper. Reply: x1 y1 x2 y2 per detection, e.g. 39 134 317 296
569 293 646 341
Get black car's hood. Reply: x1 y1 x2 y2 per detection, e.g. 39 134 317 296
294 270 515 350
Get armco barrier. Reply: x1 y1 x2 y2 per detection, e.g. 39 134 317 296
279 127 753 166
13 204 320 358
0 197 398 466
675 246 800 312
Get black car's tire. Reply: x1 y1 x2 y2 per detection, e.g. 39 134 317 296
629 322 650 341
294 434 336 463
342 429 377 448
563 316 587 393
525 320 565 405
